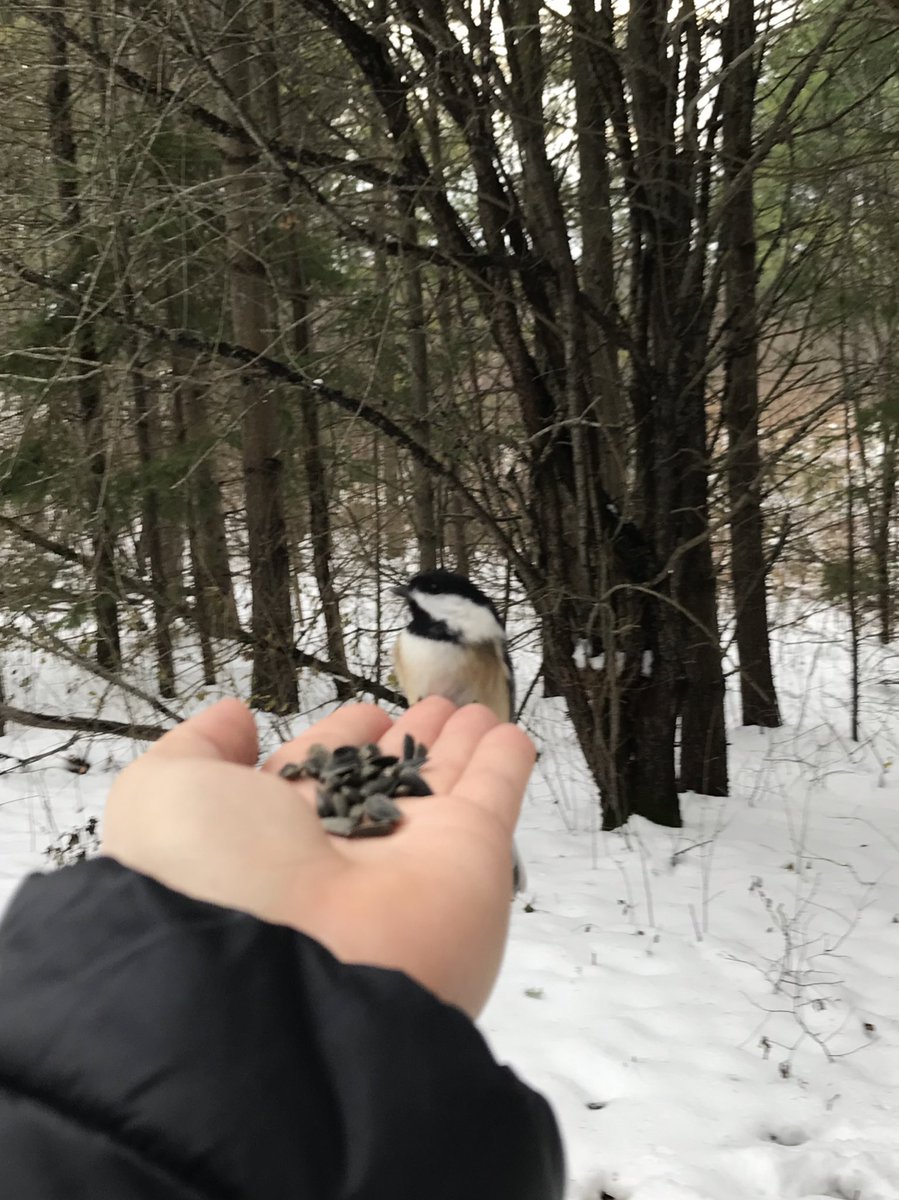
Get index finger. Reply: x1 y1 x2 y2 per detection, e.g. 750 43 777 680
262 703 393 776
451 724 537 834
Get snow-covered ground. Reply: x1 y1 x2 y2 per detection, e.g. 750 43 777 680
1 606 898 1199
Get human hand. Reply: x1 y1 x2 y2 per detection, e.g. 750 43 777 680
101 696 536 1017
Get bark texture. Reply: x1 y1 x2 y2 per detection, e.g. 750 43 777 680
721 0 782 728
46 0 121 670
219 0 297 712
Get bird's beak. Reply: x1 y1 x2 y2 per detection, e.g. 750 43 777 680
391 584 410 600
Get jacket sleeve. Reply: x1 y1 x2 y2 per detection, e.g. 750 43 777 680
0 856 564 1200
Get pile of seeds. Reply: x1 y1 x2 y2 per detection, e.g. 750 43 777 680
278 733 432 838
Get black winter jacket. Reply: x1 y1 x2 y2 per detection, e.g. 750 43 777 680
0 857 564 1199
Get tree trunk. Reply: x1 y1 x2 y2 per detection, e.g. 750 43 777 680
623 0 727 804
570 0 627 501
721 0 781 728
46 0 120 670
674 371 728 793
379 439 407 559
402 207 439 571
168 369 218 687
129 337 176 697
219 1 297 713
170 348 240 643
874 432 896 645
844 403 860 740
258 6 352 699
677 530 728 794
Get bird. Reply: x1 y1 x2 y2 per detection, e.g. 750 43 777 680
391 569 525 893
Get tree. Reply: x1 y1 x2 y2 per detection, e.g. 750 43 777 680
1 0 880 827
217 0 298 713
45 0 121 670
721 0 782 727
760 0 899 645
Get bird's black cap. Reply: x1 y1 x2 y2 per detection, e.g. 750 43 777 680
395 570 504 624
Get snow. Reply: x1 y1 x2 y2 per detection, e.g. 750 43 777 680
2 607 899 1199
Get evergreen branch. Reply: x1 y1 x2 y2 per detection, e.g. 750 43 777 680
0 514 404 707
0 253 529 581
14 1 631 351
13 1 403 191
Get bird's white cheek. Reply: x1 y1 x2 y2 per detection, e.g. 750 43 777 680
411 591 504 643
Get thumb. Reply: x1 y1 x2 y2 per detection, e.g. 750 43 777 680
145 698 259 766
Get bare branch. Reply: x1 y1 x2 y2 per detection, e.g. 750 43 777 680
0 704 169 742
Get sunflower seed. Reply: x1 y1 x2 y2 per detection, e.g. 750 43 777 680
316 788 336 817
321 816 356 837
394 774 433 798
363 793 403 823
280 738 431 840
303 745 331 777
348 820 398 839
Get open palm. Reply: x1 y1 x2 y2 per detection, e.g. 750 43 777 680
102 696 535 1016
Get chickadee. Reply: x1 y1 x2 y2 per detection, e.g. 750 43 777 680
391 569 525 893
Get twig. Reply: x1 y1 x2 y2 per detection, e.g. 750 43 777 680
18 619 181 724
0 733 81 775
670 838 716 862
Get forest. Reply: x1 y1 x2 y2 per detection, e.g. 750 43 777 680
0 0 897 833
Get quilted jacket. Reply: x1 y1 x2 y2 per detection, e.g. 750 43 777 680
0 857 564 1199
